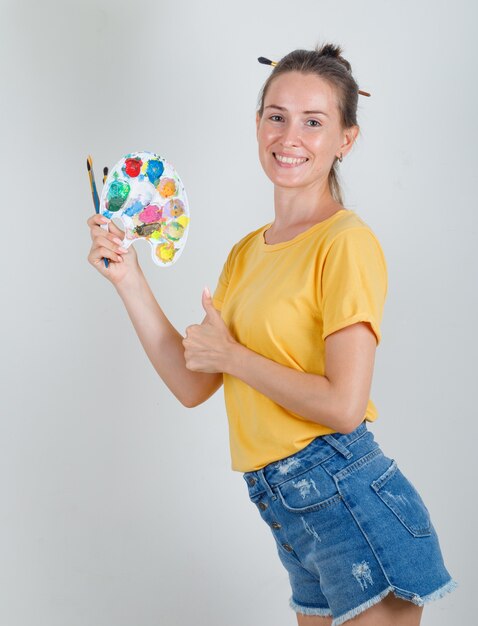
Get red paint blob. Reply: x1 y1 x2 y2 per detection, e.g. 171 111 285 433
124 158 142 177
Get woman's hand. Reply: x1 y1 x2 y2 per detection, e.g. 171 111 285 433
86 213 141 286
183 288 239 374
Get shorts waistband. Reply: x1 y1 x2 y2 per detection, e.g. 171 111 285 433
242 421 368 498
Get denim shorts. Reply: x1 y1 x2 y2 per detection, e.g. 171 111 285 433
242 421 458 626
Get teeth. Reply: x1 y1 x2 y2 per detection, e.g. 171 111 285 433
275 153 308 165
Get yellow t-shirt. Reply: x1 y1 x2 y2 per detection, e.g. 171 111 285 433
212 209 388 472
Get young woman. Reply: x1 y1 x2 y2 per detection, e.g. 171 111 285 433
87 42 458 626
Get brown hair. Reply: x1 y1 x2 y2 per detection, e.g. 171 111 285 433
256 42 361 206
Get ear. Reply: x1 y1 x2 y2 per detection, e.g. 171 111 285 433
339 125 360 159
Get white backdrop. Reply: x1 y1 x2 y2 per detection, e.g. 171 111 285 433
1 0 475 624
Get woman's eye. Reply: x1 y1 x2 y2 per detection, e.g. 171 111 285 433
268 115 321 127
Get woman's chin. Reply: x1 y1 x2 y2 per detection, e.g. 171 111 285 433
264 169 306 187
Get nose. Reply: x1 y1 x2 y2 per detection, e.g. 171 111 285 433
280 119 302 147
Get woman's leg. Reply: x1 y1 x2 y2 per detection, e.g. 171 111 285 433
296 592 424 625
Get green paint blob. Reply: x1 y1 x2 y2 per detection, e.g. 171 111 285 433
107 180 131 212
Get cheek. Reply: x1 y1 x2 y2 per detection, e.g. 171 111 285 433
257 133 273 164
257 125 276 147
312 131 335 152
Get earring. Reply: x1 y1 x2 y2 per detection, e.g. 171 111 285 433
338 153 343 162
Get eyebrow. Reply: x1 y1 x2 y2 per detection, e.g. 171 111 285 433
264 104 329 117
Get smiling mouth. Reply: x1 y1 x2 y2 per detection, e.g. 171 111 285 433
273 152 309 167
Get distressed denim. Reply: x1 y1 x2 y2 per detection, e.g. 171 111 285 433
243 421 458 625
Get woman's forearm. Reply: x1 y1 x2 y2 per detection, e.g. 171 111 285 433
115 269 223 407
224 343 352 432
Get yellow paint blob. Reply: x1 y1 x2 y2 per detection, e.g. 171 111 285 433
156 242 176 262
177 215 189 228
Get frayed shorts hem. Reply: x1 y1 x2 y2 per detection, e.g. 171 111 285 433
289 596 333 617
415 577 459 606
290 578 459 625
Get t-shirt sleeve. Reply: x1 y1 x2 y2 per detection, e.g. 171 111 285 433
320 227 388 346
212 243 237 311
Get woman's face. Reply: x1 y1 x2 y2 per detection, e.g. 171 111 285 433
256 71 358 191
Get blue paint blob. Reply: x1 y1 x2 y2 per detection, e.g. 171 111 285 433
103 210 114 219
146 159 164 186
124 200 145 217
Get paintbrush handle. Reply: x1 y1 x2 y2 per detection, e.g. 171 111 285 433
87 156 109 268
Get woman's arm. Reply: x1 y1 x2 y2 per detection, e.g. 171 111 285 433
115 270 223 408
224 321 377 433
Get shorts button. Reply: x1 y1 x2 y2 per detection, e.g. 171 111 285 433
247 477 256 486
283 543 293 552
258 501 268 511
271 521 281 529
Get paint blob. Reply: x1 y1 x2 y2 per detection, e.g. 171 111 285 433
99 151 190 267
123 157 142 177
107 179 131 212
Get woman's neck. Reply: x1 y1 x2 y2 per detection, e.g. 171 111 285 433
271 186 341 231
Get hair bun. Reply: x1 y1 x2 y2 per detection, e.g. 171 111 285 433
318 43 342 58
316 42 352 72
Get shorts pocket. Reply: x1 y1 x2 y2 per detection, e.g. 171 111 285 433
276 464 342 513
371 459 432 537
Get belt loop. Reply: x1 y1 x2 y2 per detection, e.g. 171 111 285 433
322 434 353 459
257 469 277 500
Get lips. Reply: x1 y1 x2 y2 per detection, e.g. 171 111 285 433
273 152 309 167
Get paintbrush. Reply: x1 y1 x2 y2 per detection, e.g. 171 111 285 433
86 155 109 268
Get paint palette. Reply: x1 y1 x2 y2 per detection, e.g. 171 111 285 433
99 151 190 267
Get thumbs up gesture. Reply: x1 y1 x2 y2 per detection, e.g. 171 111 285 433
182 287 238 373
